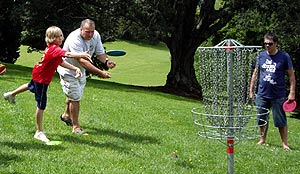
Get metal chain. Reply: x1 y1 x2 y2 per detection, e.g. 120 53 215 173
197 46 261 130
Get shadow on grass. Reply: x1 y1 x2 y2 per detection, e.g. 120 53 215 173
2 63 32 76
54 127 160 156
0 152 20 167
0 141 64 173
87 77 199 102
290 115 300 120
86 127 160 144
0 141 66 151
57 134 135 154
3 63 199 102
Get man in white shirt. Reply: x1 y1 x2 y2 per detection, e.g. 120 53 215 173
57 19 116 135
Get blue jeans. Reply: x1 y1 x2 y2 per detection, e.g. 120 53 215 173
255 95 287 127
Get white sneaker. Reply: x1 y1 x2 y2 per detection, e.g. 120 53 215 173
34 131 50 143
3 92 16 104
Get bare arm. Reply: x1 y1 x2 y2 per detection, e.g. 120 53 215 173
60 61 82 78
64 50 92 63
287 68 296 101
249 69 257 101
96 53 116 69
77 58 111 78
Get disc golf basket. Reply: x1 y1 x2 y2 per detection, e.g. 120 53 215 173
192 39 269 174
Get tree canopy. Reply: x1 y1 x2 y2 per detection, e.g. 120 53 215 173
19 0 131 51
215 0 300 60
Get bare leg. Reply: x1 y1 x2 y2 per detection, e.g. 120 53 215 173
69 100 80 129
34 107 49 142
62 98 71 119
4 83 29 104
11 83 29 96
257 124 268 145
36 107 44 132
279 126 290 150
65 99 87 134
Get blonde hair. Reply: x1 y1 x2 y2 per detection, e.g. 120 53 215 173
45 26 64 45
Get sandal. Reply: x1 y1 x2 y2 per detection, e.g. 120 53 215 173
72 127 88 135
60 115 73 126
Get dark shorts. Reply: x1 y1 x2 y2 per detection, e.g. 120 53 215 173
255 95 287 127
28 80 48 110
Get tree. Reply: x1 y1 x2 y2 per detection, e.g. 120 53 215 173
214 0 300 57
215 0 300 114
19 0 131 51
0 0 22 63
122 0 251 99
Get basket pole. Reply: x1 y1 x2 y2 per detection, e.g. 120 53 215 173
226 42 234 174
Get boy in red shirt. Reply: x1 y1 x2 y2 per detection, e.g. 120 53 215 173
3 26 91 143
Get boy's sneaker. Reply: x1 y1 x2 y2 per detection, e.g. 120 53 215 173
3 92 16 104
34 131 50 143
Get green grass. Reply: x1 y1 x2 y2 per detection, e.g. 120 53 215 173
1 41 300 174
17 40 171 86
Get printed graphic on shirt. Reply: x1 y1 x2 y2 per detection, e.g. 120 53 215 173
262 59 277 84
263 74 277 84
35 48 48 67
262 59 276 72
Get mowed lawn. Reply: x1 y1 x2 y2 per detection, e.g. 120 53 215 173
0 40 300 174
16 40 171 86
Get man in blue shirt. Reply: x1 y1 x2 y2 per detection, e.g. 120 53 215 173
249 32 295 151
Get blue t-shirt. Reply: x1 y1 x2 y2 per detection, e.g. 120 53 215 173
256 50 293 99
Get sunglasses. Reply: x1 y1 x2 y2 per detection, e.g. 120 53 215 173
264 42 274 46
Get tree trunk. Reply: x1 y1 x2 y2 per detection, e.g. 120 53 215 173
161 0 237 100
163 0 202 100
164 40 202 99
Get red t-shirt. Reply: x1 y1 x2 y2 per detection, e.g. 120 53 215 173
32 44 67 84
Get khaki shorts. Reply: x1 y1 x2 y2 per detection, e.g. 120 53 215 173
60 75 86 101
